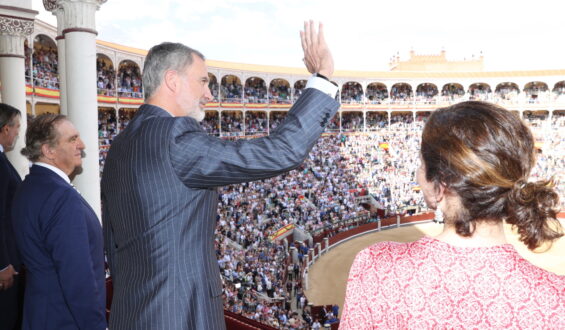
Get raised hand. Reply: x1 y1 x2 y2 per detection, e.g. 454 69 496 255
300 20 334 79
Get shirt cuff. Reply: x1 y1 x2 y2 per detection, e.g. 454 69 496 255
306 75 339 98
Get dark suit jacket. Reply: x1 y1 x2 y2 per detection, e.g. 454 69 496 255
0 151 21 271
101 88 339 329
12 165 106 330
0 151 22 329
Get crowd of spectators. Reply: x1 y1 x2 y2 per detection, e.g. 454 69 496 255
32 46 59 89
97 108 136 172
494 84 519 103
245 112 268 135
415 84 438 104
441 84 465 100
97 58 116 96
245 78 268 103
221 111 244 135
117 109 135 131
366 112 388 130
269 112 288 131
98 109 117 174
525 84 550 104
326 115 340 132
340 82 363 103
366 85 388 104
24 42 32 84
214 133 374 327
529 114 565 208
293 81 307 102
390 84 412 103
270 80 291 104
468 85 492 101
554 84 565 101
201 111 220 135
221 79 243 102
341 112 363 132
117 62 143 98
209 77 220 102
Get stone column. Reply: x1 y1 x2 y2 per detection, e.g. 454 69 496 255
323 237 329 253
0 8 37 177
44 0 107 218
52 7 67 114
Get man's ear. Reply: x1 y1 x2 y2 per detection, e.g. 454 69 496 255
163 70 179 94
40 143 53 161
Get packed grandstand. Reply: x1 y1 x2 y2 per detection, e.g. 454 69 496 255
12 19 565 329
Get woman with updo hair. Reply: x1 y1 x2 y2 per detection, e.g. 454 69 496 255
340 101 564 329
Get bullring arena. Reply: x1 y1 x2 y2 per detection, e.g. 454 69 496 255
1 11 564 330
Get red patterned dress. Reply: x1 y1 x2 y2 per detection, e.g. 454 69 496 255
340 236 564 329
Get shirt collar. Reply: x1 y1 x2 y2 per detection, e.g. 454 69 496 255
34 162 71 184
0 144 4 153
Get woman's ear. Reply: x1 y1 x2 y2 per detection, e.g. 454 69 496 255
434 182 446 205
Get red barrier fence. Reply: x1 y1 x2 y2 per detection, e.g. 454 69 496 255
224 310 278 330
327 212 434 247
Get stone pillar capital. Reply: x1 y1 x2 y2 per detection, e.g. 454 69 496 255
0 15 34 37
43 0 107 11
0 16 34 57
43 0 59 11
43 0 107 35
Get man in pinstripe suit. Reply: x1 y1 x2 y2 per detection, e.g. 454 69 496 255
101 21 339 330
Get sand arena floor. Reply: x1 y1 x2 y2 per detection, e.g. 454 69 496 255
305 221 565 314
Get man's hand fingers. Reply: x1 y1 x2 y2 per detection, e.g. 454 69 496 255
318 22 326 46
300 31 307 53
309 20 318 49
303 21 311 49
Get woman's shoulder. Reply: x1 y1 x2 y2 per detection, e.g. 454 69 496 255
350 238 428 275
355 236 431 261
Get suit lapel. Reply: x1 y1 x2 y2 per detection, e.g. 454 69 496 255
1 152 21 183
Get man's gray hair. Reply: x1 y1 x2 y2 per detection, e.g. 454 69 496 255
142 42 205 100
21 114 67 162
0 103 21 129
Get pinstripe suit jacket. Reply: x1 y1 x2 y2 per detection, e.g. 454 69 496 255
101 88 339 330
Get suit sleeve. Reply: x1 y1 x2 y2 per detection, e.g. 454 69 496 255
170 88 339 188
0 161 10 269
43 191 106 330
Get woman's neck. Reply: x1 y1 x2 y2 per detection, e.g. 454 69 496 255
434 220 508 247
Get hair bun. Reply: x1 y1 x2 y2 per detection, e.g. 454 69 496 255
511 179 535 203
506 178 562 250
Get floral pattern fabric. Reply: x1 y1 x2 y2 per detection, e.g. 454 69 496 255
340 236 564 329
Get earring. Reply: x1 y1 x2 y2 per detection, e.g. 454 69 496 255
434 206 444 224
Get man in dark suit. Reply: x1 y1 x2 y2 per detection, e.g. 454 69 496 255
11 114 106 330
102 21 338 329
0 103 23 330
